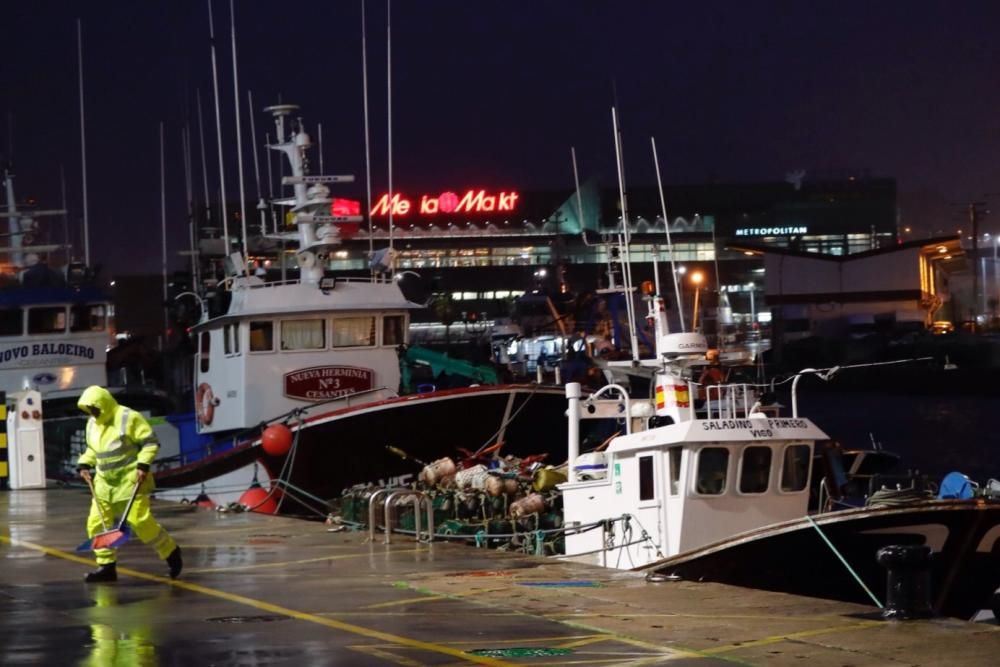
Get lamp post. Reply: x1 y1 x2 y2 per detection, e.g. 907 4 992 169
691 270 705 331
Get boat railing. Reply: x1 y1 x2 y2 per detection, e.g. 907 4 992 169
702 383 758 420
235 276 390 291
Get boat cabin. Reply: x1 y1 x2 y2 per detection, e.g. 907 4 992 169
560 294 829 569
0 289 110 396
192 276 420 434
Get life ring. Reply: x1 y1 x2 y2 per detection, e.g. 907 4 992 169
196 382 216 425
697 366 727 401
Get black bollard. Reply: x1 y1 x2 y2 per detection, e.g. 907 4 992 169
876 544 933 620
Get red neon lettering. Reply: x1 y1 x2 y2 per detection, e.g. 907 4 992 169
370 193 411 216
369 189 520 216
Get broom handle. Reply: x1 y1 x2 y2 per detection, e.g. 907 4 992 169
116 479 142 531
84 474 110 532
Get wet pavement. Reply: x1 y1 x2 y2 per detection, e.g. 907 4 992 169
2 489 999 665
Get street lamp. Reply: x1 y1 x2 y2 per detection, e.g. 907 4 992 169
690 270 705 331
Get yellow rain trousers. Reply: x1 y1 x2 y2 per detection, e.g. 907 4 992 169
77 386 176 566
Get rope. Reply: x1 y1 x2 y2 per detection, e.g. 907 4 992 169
865 487 934 508
805 515 883 608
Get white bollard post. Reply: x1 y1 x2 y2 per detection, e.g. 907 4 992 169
566 382 581 483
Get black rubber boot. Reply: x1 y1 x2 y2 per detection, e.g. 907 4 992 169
84 563 117 583
166 546 183 579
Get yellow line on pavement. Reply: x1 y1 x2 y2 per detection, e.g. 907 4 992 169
0 535 514 667
362 585 509 609
700 620 885 655
187 547 427 574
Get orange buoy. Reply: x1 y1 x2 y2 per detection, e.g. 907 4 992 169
261 424 293 457
238 486 281 514
193 492 215 509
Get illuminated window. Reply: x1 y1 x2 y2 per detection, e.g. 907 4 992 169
70 304 107 332
382 315 405 346
250 321 274 352
28 307 66 334
668 447 682 496
332 316 375 348
282 319 326 350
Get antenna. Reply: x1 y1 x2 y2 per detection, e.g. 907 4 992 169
611 107 639 360
229 0 249 266
76 19 90 265
265 131 276 234
207 0 230 255
317 122 324 174
60 163 69 255
651 136 686 332
361 0 374 266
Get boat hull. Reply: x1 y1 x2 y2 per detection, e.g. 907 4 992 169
154 384 587 502
642 500 1000 620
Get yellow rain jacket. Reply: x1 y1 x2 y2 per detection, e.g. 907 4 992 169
76 386 159 503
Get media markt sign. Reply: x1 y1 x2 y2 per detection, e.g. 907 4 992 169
284 366 374 401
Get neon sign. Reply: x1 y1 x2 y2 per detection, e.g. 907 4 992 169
369 190 520 217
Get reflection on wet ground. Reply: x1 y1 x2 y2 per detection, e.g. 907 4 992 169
3 489 998 666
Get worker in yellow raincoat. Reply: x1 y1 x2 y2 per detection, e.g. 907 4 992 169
76 386 182 582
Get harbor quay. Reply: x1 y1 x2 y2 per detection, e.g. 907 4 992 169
2 489 998 666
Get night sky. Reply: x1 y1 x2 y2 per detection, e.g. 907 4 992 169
3 1 1000 276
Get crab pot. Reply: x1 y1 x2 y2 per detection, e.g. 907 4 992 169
876 544 933 620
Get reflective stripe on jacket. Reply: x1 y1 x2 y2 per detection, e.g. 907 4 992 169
76 386 159 503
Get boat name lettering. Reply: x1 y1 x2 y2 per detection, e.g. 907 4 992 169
734 226 808 237
370 189 520 217
0 343 95 364
284 365 375 402
701 418 808 432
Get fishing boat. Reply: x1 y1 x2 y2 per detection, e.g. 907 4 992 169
151 105 579 508
554 290 1000 619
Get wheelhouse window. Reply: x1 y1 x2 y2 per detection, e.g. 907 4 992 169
739 446 772 494
223 323 241 356
383 315 405 346
249 321 274 352
28 306 66 334
281 319 326 350
668 447 682 496
332 316 375 348
638 455 655 501
696 447 729 495
0 307 23 336
780 444 811 492
199 332 210 372
70 304 107 332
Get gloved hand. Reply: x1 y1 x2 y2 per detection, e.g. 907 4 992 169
80 468 92 484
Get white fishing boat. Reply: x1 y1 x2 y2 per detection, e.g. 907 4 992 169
152 105 576 508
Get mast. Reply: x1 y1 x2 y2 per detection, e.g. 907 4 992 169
248 90 267 237
207 0 230 257
160 122 168 347
76 19 90 265
651 136 686 332
386 0 394 262
196 89 212 237
229 0 249 266
183 126 200 287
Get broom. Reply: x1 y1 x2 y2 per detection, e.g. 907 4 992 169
76 478 140 552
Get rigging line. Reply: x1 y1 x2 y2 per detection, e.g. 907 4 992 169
361 0 374 265
76 19 90 265
247 90 266 237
